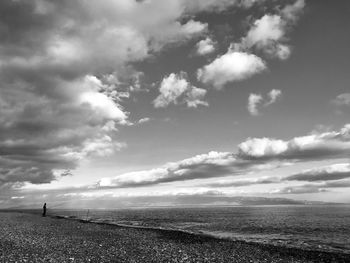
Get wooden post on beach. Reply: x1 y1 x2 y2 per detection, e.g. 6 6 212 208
86 209 90 220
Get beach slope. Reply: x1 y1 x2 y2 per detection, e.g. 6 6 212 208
0 212 348 262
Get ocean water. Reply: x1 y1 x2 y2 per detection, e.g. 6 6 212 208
51 205 350 254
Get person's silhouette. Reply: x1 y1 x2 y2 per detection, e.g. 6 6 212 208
42 203 47 217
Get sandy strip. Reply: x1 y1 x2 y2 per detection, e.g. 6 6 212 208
0 212 348 263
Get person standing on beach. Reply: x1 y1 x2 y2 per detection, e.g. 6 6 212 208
42 203 47 217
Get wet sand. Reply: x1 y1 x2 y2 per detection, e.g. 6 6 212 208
0 212 348 262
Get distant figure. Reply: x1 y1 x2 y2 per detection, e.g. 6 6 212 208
42 203 47 217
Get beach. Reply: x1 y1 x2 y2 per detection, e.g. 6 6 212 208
0 212 349 262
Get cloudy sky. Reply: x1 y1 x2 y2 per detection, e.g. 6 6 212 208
1 0 350 208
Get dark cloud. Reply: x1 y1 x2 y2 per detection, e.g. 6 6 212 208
0 167 55 185
0 0 234 186
272 185 328 194
97 152 239 188
96 151 275 188
205 177 279 188
199 163 350 189
272 179 350 195
322 180 350 188
285 164 350 182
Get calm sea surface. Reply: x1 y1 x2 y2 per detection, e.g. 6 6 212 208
51 205 350 254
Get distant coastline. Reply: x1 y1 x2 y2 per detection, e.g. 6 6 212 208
1 195 346 211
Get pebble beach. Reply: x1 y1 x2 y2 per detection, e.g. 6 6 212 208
0 212 349 263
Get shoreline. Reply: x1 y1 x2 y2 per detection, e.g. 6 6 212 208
51 213 350 256
0 211 349 262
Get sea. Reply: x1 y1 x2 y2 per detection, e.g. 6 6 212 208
50 205 350 255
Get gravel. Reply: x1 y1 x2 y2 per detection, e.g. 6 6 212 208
0 212 348 263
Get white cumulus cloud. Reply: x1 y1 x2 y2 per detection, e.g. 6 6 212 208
266 89 282 105
247 93 263 116
247 89 282 115
238 124 350 160
332 93 350 106
196 37 216 56
197 51 266 89
153 72 208 108
138 117 151 124
239 0 305 60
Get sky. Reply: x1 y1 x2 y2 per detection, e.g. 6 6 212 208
1 0 350 208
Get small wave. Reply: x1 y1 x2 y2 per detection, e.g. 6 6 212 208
51 214 350 255
195 230 350 255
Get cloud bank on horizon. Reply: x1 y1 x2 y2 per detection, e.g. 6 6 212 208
5 123 350 208
95 124 350 188
1 0 350 207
